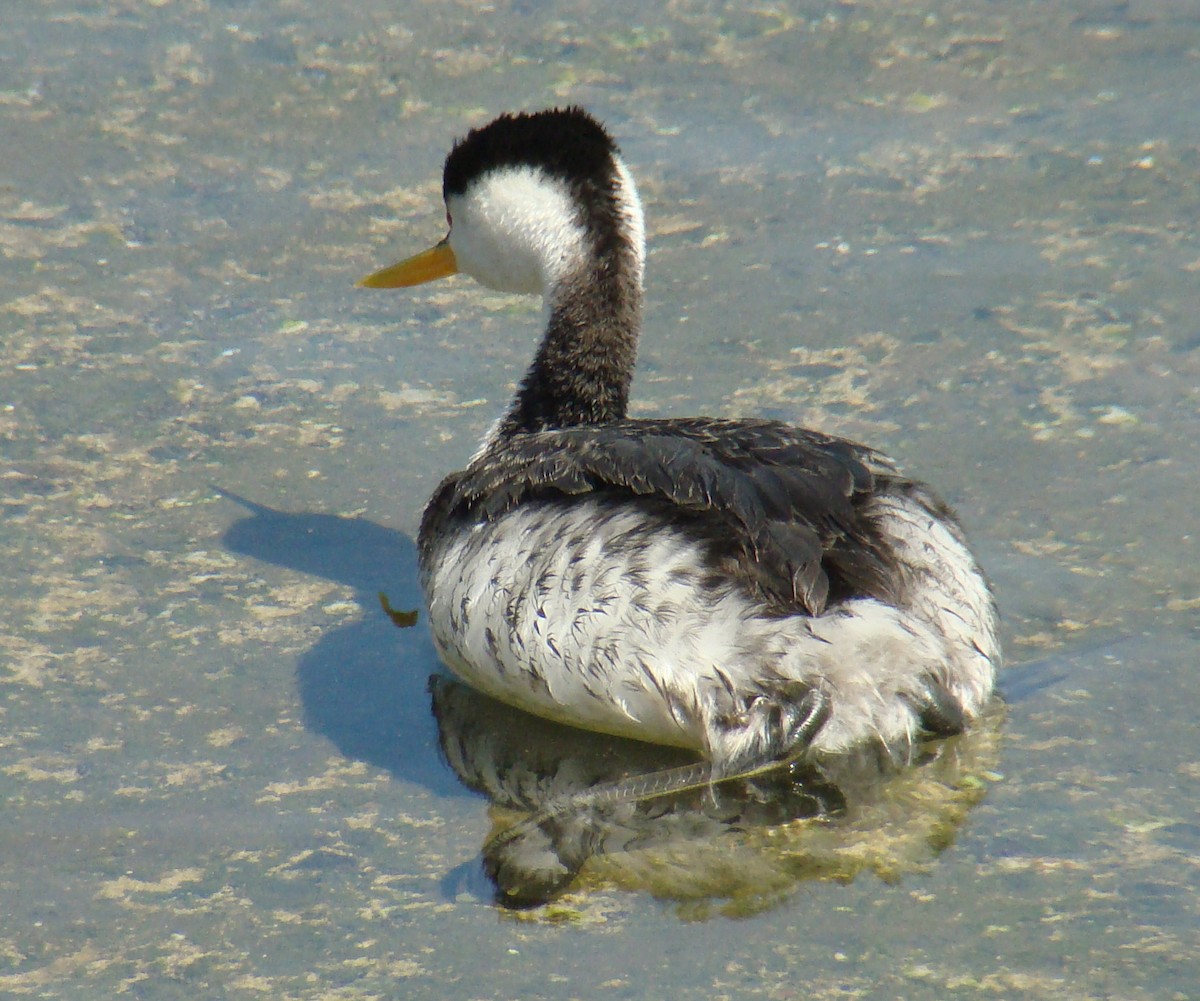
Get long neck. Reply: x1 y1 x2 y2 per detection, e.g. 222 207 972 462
496 246 643 436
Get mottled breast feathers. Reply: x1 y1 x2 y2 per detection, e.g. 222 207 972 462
419 417 909 617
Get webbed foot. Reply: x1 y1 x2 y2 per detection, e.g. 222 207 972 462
907 678 966 737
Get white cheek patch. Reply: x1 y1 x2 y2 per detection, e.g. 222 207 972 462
447 166 588 295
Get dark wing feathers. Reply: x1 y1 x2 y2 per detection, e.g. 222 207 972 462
420 417 903 615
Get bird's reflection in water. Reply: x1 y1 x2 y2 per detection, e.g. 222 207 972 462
430 676 1003 914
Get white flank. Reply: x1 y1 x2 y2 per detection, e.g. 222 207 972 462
423 493 999 774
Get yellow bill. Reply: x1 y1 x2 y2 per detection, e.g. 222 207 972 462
357 240 458 288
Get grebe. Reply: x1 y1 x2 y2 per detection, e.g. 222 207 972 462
360 108 999 784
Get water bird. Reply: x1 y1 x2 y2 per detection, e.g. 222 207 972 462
359 107 999 792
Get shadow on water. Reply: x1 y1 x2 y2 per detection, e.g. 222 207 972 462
216 488 455 794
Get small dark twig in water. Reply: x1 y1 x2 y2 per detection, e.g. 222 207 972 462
379 591 419 628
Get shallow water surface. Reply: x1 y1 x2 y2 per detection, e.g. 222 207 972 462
3 1 1199 997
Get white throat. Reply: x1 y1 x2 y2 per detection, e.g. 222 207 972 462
611 154 645 289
